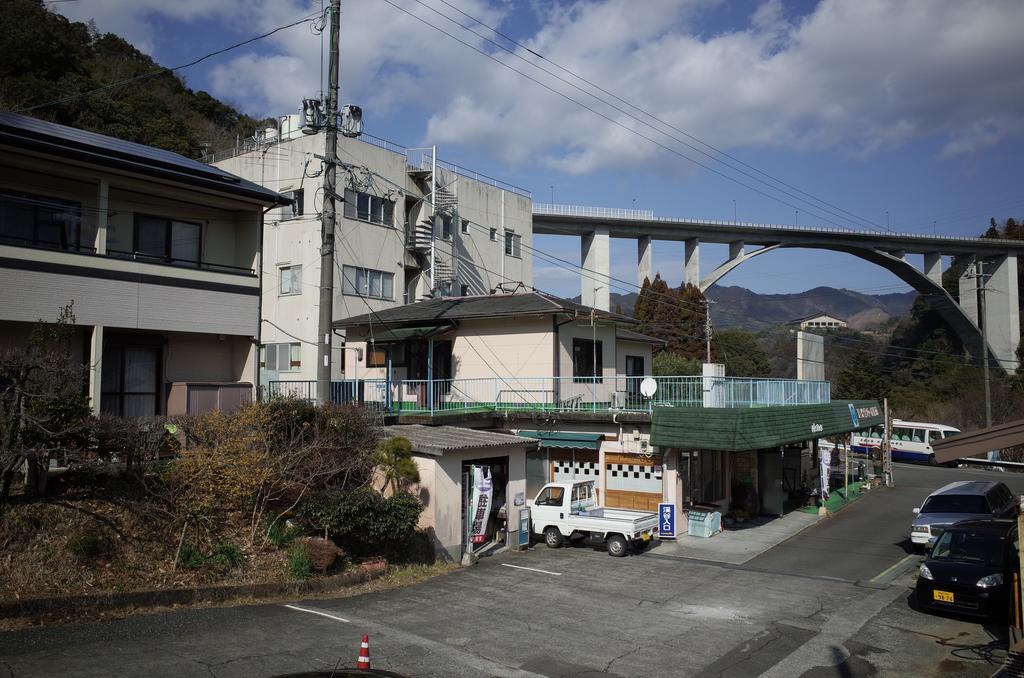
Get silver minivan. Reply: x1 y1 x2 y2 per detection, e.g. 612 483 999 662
911 481 1017 549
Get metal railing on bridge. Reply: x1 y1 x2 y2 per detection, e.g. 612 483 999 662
265 375 830 415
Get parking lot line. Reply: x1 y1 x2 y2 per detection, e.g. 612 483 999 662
869 554 916 583
283 604 351 622
501 563 562 576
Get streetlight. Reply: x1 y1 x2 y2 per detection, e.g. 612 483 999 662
886 210 890 231
550 185 554 205
933 220 937 236
732 199 737 222
795 210 799 227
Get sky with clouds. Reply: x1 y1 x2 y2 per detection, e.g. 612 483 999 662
53 0 1024 299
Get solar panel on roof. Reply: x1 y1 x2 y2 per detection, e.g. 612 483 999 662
0 112 236 182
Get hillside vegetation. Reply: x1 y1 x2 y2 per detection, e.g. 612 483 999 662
0 0 266 158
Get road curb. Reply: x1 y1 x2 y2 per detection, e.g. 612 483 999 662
0 557 388 620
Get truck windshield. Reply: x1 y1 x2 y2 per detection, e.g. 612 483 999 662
535 486 564 506
921 495 989 514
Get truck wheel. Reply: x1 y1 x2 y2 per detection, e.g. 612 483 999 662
607 535 628 557
544 527 564 548
632 539 649 552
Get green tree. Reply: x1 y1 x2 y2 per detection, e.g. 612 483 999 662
373 436 420 494
0 0 268 158
832 349 890 402
715 329 771 377
652 352 701 376
633 274 709 361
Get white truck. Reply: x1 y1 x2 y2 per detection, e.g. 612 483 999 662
530 480 659 557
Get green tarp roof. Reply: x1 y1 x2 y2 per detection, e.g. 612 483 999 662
651 400 884 451
517 431 604 450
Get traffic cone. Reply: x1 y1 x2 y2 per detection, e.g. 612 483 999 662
357 634 370 669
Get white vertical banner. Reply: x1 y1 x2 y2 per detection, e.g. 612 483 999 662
469 466 493 545
819 448 831 500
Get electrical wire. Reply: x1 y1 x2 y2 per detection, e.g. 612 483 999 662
378 0 889 234
410 0 888 234
10 13 322 114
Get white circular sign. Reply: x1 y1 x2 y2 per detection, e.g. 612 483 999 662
639 377 658 398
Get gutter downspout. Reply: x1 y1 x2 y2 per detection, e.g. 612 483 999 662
552 313 577 406
255 204 275 401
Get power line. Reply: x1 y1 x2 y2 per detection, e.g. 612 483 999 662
376 0 887 235
11 13 321 114
416 0 888 234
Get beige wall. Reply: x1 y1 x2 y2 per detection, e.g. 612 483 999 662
215 130 534 386
615 340 655 376
418 446 528 561
0 144 266 340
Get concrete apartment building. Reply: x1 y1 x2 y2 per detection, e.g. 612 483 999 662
0 113 286 416
209 116 533 391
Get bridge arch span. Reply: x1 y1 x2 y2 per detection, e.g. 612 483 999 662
699 243 998 367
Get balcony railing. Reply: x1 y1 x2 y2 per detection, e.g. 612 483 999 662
266 376 831 414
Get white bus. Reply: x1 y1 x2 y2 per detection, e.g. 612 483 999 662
847 420 961 465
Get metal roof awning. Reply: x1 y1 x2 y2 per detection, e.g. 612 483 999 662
651 400 884 452
517 431 604 450
367 323 454 343
931 418 1024 464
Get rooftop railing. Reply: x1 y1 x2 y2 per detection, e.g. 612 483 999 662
266 375 831 415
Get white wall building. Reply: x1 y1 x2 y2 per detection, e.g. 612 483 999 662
794 313 847 331
210 116 533 388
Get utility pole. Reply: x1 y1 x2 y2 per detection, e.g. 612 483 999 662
316 0 341 406
704 300 714 363
976 258 993 430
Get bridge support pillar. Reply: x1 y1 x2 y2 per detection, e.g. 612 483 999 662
923 253 943 286
985 254 1020 372
638 236 652 289
729 241 744 261
958 255 979 325
582 227 611 311
684 238 700 287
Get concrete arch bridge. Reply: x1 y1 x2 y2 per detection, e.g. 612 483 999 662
532 204 1022 373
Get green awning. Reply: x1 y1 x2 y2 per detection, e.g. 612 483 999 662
651 400 884 451
368 324 453 343
517 431 604 450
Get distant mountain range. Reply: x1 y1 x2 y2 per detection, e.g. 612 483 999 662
590 285 917 330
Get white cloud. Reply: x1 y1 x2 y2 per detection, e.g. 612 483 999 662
54 0 1024 171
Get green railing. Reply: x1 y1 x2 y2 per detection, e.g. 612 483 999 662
266 375 830 415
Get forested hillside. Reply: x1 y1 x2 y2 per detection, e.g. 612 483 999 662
0 0 266 158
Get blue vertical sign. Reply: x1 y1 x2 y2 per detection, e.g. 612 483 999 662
658 503 676 539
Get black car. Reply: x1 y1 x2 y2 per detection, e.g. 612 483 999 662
915 519 1019 619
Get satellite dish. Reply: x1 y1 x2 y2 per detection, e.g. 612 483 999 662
639 377 657 398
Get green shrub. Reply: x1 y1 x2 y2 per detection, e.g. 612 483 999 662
177 543 205 569
288 544 313 580
66 529 110 559
209 542 245 571
299 487 423 558
266 520 302 549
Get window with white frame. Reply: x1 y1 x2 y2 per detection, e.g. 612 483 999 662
489 227 497 241
279 264 302 295
504 229 521 257
261 342 301 372
342 265 394 300
460 218 470 234
343 188 394 226
281 189 304 219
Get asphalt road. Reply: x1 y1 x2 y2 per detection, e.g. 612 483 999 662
0 462 1018 678
744 462 1024 583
